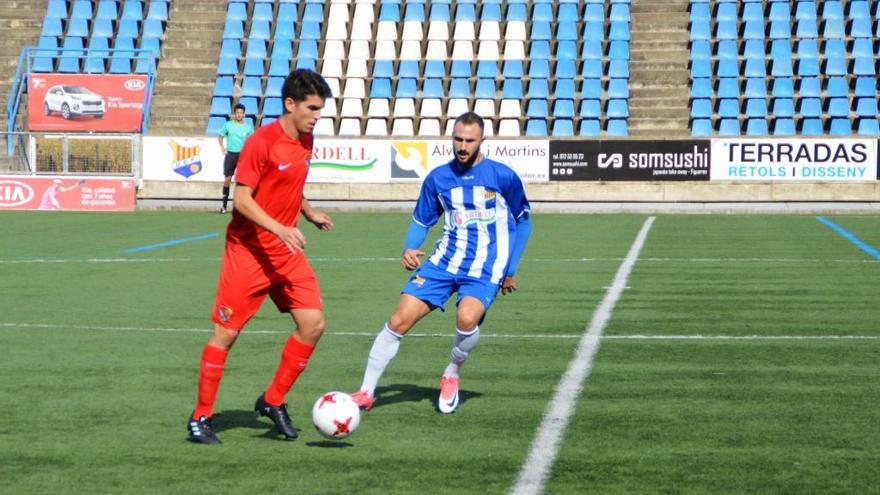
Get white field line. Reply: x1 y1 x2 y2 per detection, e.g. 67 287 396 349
510 216 656 495
0 256 877 265
0 322 876 341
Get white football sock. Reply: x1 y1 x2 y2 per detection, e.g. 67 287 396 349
359 323 404 397
443 326 481 378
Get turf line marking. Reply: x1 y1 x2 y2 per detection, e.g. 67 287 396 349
125 233 220 253
816 216 880 260
1 323 877 341
2 256 878 265
511 216 655 495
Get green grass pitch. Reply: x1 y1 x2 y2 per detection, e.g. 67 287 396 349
0 211 878 494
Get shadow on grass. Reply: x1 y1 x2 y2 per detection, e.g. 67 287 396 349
306 440 354 448
213 409 302 441
373 383 483 412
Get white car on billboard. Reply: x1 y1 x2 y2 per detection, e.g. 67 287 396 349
43 85 105 119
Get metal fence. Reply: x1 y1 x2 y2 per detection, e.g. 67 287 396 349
2 131 140 177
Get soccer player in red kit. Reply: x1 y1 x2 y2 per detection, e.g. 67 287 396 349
187 69 333 444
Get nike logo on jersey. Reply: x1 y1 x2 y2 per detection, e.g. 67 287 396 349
462 175 475 180
278 163 292 170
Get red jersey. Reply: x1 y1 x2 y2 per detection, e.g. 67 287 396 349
226 120 313 257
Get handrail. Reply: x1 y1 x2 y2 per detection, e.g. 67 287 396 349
6 47 157 155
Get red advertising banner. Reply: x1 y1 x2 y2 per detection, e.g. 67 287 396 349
28 74 147 132
0 176 136 211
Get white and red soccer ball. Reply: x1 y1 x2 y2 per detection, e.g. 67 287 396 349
312 391 361 439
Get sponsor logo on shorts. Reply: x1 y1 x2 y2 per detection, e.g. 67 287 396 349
218 305 233 323
413 275 426 287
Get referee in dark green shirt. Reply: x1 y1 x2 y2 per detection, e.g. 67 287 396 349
217 103 254 213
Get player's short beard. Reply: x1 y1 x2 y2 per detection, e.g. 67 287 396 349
456 148 479 169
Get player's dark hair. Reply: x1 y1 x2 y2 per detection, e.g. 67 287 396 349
454 112 485 134
233 103 246 112
282 69 333 102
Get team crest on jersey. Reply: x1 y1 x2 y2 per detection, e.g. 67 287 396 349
218 305 233 323
452 209 496 227
485 190 496 200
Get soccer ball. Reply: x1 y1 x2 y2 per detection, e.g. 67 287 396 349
312 391 361 439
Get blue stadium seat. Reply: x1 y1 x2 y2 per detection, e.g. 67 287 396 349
581 79 602 99
607 79 628 99
528 59 549 79
606 120 628 137
278 3 298 22
373 60 394 78
580 119 600 137
477 61 497 78
267 57 290 77
773 118 796 136
396 78 418 98
46 0 67 19
92 18 114 38
449 78 471 98
857 118 880 135
422 78 444 98
553 100 575 118
795 2 816 20
241 77 263 98
96 1 117 20
207 117 226 135
801 118 824 135
299 22 321 40
265 77 284 97
746 119 769 136
772 78 794 98
608 60 628 78
214 77 234 98
580 99 601 119
525 119 547 136
404 3 425 21
691 78 712 99
744 78 767 98
475 79 495 99
503 60 523 78
608 22 629 41
583 21 605 42
822 1 844 20
717 78 739 99
796 19 819 38
799 98 822 118
608 41 629 60
558 4 579 22
399 60 419 79
691 99 712 119
147 1 168 21
855 77 877 97
455 3 476 21
771 98 795 118
297 40 319 59
829 118 851 136
691 119 713 136
556 79 576 100
718 119 740 136
718 99 739 118
827 77 849 98
424 60 446 78
40 17 63 37
143 19 164 39
67 18 89 38
481 3 501 21
502 79 523 99
223 20 244 39
451 60 471 78
210 97 231 116
245 41 266 60
585 4 605 22
243 58 264 76
607 100 629 119
798 77 821 97
527 79 549 99
532 3 553 22
690 3 710 23
378 3 400 21
370 78 392 98
506 4 527 22
121 0 143 20
745 99 767 118
262 98 283 117
716 3 737 22
303 3 325 21
855 98 878 117
585 40 606 60
552 119 574 137
527 99 548 118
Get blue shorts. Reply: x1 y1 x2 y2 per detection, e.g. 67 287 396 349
402 262 500 312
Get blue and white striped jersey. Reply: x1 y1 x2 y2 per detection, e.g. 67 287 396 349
413 157 530 284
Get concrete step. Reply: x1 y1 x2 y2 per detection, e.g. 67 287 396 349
630 87 691 99
631 69 690 84
171 2 227 14
630 117 690 130
631 0 690 13
630 50 685 62
629 127 691 138
630 107 690 119
631 41 688 51
630 61 688 72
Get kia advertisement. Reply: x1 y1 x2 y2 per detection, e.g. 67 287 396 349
0 176 136 211
550 140 711 181
28 74 147 132
711 139 878 181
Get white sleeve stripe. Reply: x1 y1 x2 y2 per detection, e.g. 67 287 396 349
516 208 531 219
411 216 430 228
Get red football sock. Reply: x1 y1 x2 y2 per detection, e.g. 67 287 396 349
264 336 315 406
192 344 228 419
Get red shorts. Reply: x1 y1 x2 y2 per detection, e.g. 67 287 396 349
211 241 323 331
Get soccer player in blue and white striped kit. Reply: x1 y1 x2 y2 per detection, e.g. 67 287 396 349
351 112 532 414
